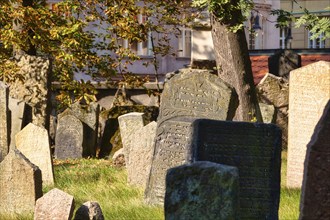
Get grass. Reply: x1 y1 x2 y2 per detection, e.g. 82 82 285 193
1 151 300 220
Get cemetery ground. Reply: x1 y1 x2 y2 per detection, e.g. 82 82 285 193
0 151 299 220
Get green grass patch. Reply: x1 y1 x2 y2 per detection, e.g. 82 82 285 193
2 151 300 219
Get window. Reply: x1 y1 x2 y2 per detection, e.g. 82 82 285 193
279 28 287 49
120 13 153 56
177 28 191 57
308 31 325 49
249 30 256 50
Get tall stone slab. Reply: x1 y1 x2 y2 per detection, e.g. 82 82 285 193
299 101 330 220
58 102 100 157
8 96 28 150
165 161 239 220
127 121 157 189
55 114 83 159
0 82 9 162
145 118 196 205
145 69 238 205
0 149 43 215
194 119 282 220
34 188 75 220
9 55 51 129
118 112 145 163
158 68 238 123
15 123 54 185
257 73 289 148
287 61 330 188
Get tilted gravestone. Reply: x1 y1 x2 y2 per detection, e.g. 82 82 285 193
145 69 238 205
157 68 238 123
145 117 197 205
127 121 157 189
165 161 239 220
58 102 100 157
34 188 75 220
0 149 43 215
299 101 330 220
118 112 145 163
9 55 51 129
55 114 83 159
0 82 9 162
268 49 301 78
8 96 29 150
287 61 330 188
194 119 282 220
257 73 289 148
15 123 54 185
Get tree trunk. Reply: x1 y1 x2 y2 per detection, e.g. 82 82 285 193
210 11 262 122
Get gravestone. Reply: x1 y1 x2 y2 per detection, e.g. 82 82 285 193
268 49 301 78
287 61 330 188
259 103 276 123
257 73 289 148
55 114 83 159
145 69 238 205
34 188 75 220
0 149 42 215
118 112 145 163
74 201 104 220
9 55 51 129
8 96 28 149
299 102 330 220
15 123 54 185
0 82 8 162
194 119 282 220
58 102 100 157
157 68 238 124
145 117 196 205
127 121 157 189
165 161 239 220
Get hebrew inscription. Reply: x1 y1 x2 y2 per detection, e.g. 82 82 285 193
195 119 282 220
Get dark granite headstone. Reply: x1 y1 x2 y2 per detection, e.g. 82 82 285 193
145 117 196 205
268 49 301 78
299 101 330 220
194 119 282 220
165 161 239 220
55 114 83 159
158 68 238 124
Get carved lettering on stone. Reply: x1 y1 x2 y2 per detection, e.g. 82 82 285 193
195 119 282 220
55 114 83 159
287 61 330 188
0 149 43 215
15 123 54 185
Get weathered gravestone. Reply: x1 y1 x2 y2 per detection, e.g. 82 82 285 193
58 102 100 157
157 68 238 123
268 49 301 79
127 121 157 189
8 96 29 150
9 55 51 129
74 201 104 220
145 69 238 205
257 73 289 148
145 118 196 205
0 149 43 215
0 82 8 162
55 114 83 159
299 101 330 220
287 61 330 188
165 161 239 220
194 119 282 220
15 123 54 185
34 188 75 220
259 103 276 123
118 112 145 162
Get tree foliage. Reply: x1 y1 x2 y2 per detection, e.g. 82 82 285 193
0 0 194 107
